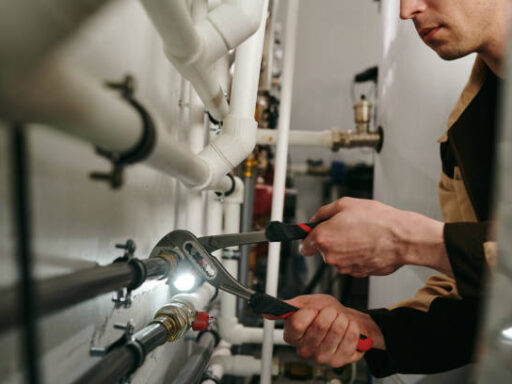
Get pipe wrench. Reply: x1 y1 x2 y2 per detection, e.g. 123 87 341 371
150 221 373 352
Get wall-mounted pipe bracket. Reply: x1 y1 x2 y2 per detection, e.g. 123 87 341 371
90 319 136 357
112 240 146 309
90 75 157 189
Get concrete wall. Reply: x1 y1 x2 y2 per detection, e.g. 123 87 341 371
370 0 475 382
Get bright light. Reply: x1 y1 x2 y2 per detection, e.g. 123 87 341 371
501 326 512 341
173 273 197 292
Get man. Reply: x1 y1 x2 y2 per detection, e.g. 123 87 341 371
275 0 510 376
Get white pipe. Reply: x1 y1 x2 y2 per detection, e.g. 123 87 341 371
217 176 287 345
198 0 269 190
218 317 287 345
203 340 231 384
186 0 209 234
257 128 335 148
261 1 300 383
221 177 243 319
209 355 279 377
139 0 264 122
0 58 213 188
172 282 217 311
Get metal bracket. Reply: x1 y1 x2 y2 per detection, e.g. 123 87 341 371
90 75 156 189
90 319 136 357
112 240 136 308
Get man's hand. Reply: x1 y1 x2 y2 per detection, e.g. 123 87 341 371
302 197 452 277
268 294 384 367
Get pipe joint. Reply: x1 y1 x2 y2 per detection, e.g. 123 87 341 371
152 300 196 342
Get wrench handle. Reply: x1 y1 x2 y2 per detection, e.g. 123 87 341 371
249 293 373 352
265 220 325 242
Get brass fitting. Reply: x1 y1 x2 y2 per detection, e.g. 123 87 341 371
242 152 259 178
154 250 179 272
151 300 195 342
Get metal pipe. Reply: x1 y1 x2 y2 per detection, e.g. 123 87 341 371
261 1 300 382
238 172 256 318
74 323 169 384
171 332 217 384
0 257 171 332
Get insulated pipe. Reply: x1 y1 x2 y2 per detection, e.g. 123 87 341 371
74 322 169 384
0 58 215 189
0 0 110 86
0 257 171 332
198 0 269 190
261 1 300 383
171 331 217 384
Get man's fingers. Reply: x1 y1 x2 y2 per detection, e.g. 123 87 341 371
300 307 337 349
335 319 361 360
314 312 349 364
284 308 317 344
310 200 340 222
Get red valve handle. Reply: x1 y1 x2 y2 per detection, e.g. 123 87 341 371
192 311 210 331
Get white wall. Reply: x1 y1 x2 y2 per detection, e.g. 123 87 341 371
0 1 191 382
288 0 382 168
370 0 475 382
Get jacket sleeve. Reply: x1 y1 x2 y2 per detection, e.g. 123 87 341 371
364 296 480 377
444 222 492 298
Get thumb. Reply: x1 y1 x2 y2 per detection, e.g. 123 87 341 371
285 295 313 308
310 200 341 222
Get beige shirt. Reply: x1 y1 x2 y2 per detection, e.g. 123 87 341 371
390 56 496 312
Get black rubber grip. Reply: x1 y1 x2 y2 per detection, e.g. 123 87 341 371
248 292 298 317
265 220 324 242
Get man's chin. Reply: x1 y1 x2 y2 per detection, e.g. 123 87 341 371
432 45 469 61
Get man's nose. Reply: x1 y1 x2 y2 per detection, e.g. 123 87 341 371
400 0 426 20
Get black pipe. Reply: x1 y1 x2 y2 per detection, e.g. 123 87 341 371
75 322 169 384
172 332 217 384
10 126 41 384
0 257 170 332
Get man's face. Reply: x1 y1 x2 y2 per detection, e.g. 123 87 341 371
400 0 498 60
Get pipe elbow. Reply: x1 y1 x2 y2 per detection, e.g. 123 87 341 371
207 0 264 49
199 115 257 189
218 318 246 344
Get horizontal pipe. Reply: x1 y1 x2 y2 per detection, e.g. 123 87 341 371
257 129 333 148
0 257 170 332
209 355 279 377
74 322 169 384
0 0 110 86
0 58 216 189
257 128 383 151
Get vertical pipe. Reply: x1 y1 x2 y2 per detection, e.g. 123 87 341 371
229 0 269 117
260 1 300 382
186 0 208 234
10 125 41 384
238 173 256 318
221 178 243 320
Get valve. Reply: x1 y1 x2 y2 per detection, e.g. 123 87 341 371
151 301 213 342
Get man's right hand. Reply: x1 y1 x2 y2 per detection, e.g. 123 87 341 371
301 197 453 277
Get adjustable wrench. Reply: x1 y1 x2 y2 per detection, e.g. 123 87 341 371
150 221 373 352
